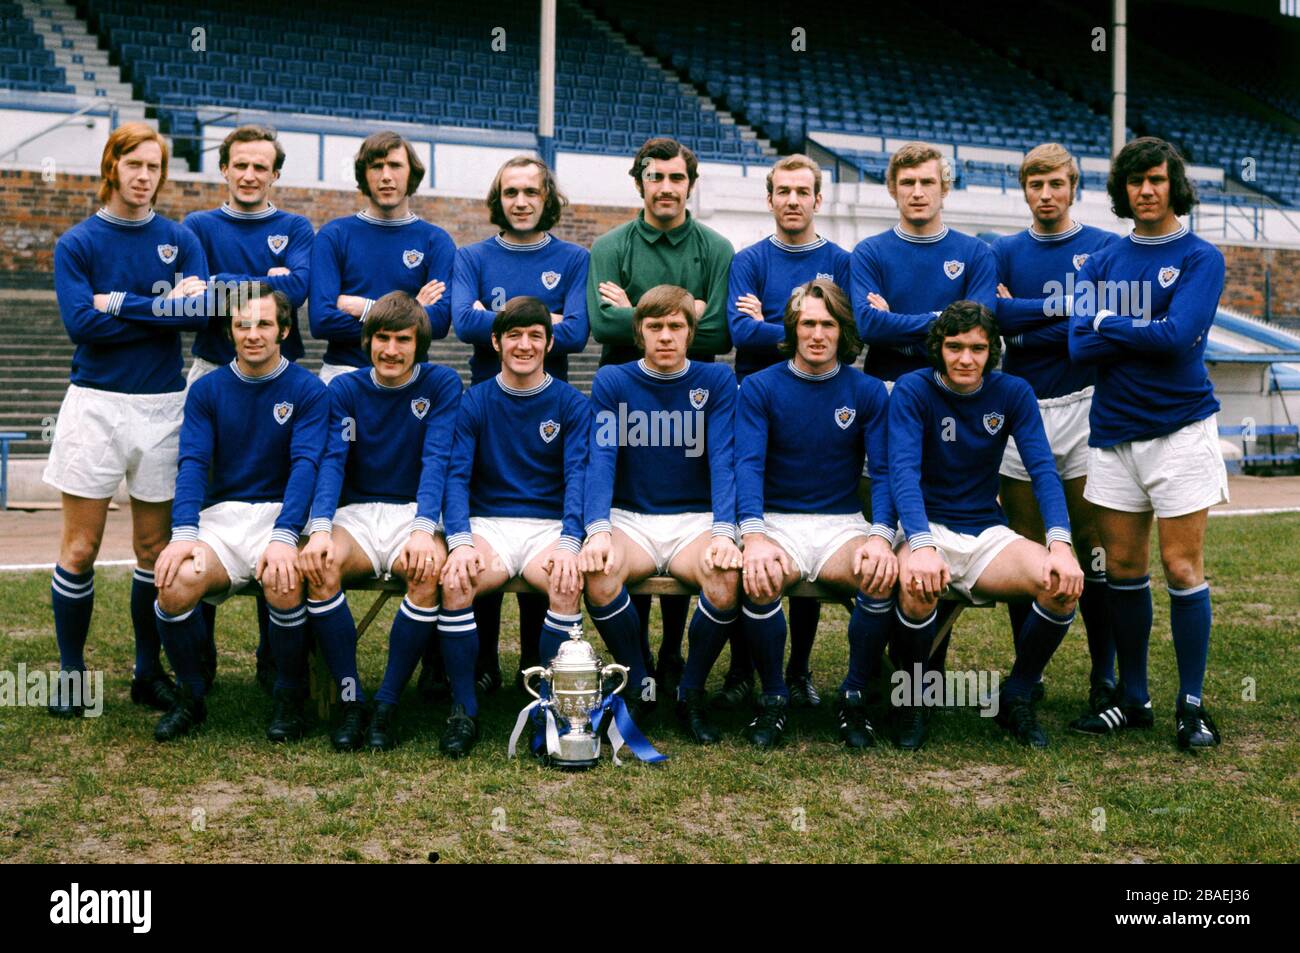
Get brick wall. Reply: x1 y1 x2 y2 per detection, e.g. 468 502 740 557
0 169 636 288
1219 243 1300 322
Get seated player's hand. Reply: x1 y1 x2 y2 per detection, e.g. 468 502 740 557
257 540 300 595
741 534 790 602
155 540 199 590
336 294 368 318
168 275 208 300
996 282 1013 299
440 544 484 593
693 298 707 319
866 291 891 312
416 279 445 307
297 531 335 589
92 293 111 313
904 545 949 600
401 529 442 584
853 535 899 596
735 293 764 322
579 532 614 575
598 282 631 309
704 535 743 574
266 266 291 277
1042 541 1084 603
550 311 565 325
543 548 582 596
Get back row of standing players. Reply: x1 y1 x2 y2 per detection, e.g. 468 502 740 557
46 122 1228 755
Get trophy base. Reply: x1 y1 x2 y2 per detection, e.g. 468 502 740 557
546 730 601 770
546 756 600 771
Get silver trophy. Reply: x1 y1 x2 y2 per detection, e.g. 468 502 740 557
519 626 629 770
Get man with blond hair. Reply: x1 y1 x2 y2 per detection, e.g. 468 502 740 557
46 122 211 717
991 142 1119 713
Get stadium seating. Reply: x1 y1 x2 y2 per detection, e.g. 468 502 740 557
0 1 73 93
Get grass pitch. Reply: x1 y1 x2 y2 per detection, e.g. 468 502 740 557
1 514 1296 863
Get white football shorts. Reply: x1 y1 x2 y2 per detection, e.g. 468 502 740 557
611 508 714 575
470 515 564 578
1000 386 1092 482
195 500 284 601
901 521 1021 603
759 512 873 582
332 501 422 577
318 363 361 385
1084 414 1229 518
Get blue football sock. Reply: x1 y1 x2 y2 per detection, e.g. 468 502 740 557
659 593 690 660
630 593 654 671
1006 599 1031 655
587 588 649 698
254 594 271 665
787 596 820 678
307 592 363 701
540 609 582 667
155 600 206 698
375 598 437 705
1109 575 1152 706
267 604 309 693
438 607 479 717
679 594 738 697
1081 573 1116 687
130 567 162 679
742 597 788 698
517 592 548 670
200 600 217 663
725 623 753 678
474 590 503 674
897 605 938 673
1169 583 1212 704
1006 602 1075 700
841 594 894 694
928 600 959 671
51 566 94 673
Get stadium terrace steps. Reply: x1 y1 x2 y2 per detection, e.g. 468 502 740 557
0 293 608 457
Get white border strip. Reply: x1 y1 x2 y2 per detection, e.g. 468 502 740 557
1209 507 1300 517
0 559 137 572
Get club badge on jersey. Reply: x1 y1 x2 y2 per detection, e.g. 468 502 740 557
943 260 965 280
267 234 289 254
157 244 178 264
1158 266 1180 288
273 401 294 425
835 406 856 429
982 412 1005 436
1072 253 1090 270
689 388 709 409
402 249 424 269
541 271 561 290
539 419 561 443
410 397 430 420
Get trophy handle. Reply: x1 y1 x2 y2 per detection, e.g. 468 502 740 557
601 663 630 697
520 666 548 700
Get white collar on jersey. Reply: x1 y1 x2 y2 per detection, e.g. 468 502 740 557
637 358 691 380
1028 221 1082 242
1129 223 1189 245
370 363 422 390
219 202 278 220
932 368 984 396
96 208 155 227
769 234 826 253
495 372 552 396
893 224 949 244
787 359 841 381
356 210 419 227
229 356 289 383
494 233 552 252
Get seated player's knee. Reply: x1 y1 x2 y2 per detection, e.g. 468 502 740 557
699 569 740 612
583 571 620 606
440 581 474 612
862 577 896 602
306 567 342 602
263 586 304 613
156 576 200 617
405 575 440 609
546 584 581 616
898 585 937 620
1035 590 1079 615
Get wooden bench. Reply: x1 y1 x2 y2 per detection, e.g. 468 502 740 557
237 575 977 717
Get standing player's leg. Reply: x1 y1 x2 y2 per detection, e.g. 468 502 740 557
472 591 505 693
786 596 822 706
895 540 942 749
668 532 742 744
49 494 109 717
1070 507 1156 735
582 531 656 711
657 592 690 689
999 476 1042 655
1156 508 1220 748
1065 475 1116 707
516 591 548 682
128 496 176 705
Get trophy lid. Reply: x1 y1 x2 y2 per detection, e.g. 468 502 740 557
550 625 600 672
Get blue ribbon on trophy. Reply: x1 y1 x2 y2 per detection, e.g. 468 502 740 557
587 692 667 765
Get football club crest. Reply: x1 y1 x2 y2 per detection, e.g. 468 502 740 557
539 419 560 443
688 388 709 410
267 234 289 254
943 260 965 280
157 244 178 264
273 402 294 425
982 412 1005 436
541 271 561 290
834 406 856 430
410 397 430 420
1072 253 1089 270
1158 266 1180 288
402 249 424 269
816 272 833 281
